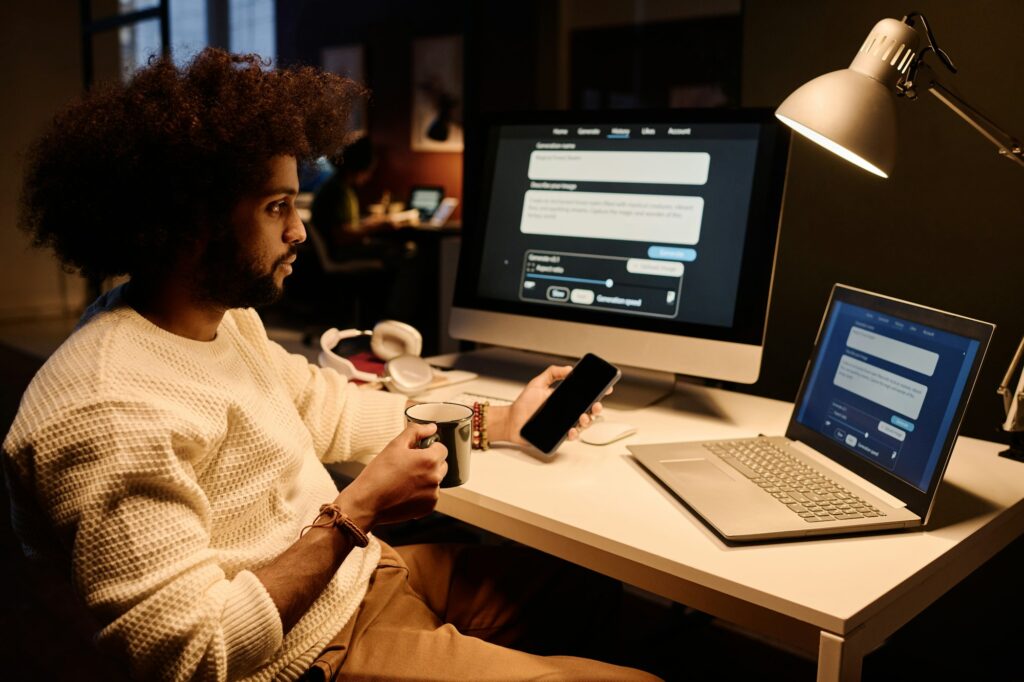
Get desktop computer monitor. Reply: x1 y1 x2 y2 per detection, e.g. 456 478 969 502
451 109 790 388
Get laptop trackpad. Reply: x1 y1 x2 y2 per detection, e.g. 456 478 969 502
663 458 738 484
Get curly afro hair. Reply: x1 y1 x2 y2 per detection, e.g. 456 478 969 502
19 49 365 281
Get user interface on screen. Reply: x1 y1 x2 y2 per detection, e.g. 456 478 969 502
475 121 767 329
795 300 980 492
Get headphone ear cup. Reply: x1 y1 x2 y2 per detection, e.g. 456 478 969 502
371 320 423 360
383 355 434 394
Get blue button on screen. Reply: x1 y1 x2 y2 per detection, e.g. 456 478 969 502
890 415 915 432
648 246 697 262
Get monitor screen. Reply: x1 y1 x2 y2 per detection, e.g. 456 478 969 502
451 109 790 383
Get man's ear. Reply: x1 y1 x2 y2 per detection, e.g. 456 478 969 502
195 197 239 245
183 207 226 267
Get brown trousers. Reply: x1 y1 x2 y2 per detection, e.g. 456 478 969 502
302 541 661 681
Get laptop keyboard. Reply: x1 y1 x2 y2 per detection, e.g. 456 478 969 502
705 439 886 523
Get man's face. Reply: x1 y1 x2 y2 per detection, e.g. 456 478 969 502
196 155 305 309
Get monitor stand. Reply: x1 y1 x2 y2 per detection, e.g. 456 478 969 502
605 364 677 409
445 346 675 410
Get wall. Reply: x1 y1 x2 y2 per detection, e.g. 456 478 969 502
562 0 740 29
0 2 87 320
277 0 465 220
557 0 741 107
741 0 1024 440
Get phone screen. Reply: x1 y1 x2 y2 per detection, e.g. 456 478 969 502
520 353 621 455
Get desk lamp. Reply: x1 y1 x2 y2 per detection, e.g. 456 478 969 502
775 12 1023 177
774 11 1024 458
998 338 1024 460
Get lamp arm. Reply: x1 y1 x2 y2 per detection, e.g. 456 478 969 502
998 336 1024 414
924 77 1024 168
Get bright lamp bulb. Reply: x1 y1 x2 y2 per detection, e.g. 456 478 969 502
776 114 889 178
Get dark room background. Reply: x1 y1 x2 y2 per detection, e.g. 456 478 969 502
277 0 1023 444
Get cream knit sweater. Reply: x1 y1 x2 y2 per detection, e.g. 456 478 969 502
3 286 408 680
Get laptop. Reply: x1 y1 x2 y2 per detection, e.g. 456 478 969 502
629 284 994 541
408 185 445 220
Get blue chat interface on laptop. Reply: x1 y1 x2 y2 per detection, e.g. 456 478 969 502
794 300 980 492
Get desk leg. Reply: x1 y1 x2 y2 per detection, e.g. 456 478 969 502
817 631 864 682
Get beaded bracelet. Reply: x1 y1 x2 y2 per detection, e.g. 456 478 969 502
472 401 490 450
300 503 369 547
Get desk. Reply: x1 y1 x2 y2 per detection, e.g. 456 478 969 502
336 348 1024 682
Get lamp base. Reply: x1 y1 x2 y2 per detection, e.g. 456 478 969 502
998 431 1024 462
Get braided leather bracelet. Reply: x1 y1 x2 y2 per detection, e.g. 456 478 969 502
300 503 369 547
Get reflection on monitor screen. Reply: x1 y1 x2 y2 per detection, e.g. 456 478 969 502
452 109 790 389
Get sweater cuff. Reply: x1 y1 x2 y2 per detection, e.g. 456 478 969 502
221 570 284 678
336 388 408 463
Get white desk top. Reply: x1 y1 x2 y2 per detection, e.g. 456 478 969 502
403 356 1024 639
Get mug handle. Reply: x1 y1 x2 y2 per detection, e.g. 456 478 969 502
417 433 440 449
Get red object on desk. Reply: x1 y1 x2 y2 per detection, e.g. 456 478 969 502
346 351 386 383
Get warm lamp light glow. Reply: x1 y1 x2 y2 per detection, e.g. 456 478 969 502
775 113 889 178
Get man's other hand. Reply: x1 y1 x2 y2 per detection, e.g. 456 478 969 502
490 365 605 446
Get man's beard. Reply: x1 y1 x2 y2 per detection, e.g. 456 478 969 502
194 229 296 310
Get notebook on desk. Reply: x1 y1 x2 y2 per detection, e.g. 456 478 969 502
629 284 994 541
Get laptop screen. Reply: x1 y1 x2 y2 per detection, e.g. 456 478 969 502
409 186 444 219
794 296 981 492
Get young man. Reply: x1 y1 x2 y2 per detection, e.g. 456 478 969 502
3 50 658 680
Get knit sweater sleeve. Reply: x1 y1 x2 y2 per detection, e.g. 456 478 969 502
254 319 407 464
7 398 283 681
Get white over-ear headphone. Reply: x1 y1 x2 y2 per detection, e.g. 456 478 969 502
318 320 434 395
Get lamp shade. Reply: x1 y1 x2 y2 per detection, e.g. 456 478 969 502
776 69 897 177
775 18 922 178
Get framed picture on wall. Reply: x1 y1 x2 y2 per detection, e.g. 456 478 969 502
411 34 463 152
321 44 368 136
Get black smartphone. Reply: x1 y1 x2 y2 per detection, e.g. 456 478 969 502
520 353 622 456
